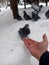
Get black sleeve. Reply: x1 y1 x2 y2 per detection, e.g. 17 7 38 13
39 51 49 65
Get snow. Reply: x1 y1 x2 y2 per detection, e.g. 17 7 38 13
0 6 49 65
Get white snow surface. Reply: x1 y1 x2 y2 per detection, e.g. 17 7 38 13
0 6 49 65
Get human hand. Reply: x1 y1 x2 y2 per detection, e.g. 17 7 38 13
23 34 48 60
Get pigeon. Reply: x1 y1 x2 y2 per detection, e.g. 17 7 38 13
18 24 30 38
23 11 32 20
32 12 40 21
45 10 49 18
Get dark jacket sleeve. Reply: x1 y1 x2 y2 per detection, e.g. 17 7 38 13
39 51 49 65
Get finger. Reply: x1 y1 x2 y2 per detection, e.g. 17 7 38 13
23 38 32 45
23 37 28 41
23 39 33 50
23 38 37 48
23 38 31 48
23 38 38 53
23 37 39 47
27 38 38 44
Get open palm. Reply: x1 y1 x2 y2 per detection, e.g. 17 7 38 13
23 34 48 60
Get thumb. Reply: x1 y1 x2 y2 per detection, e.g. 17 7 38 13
43 34 48 42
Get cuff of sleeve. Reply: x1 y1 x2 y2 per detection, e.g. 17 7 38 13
39 51 49 65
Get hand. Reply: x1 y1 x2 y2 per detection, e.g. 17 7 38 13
23 34 48 60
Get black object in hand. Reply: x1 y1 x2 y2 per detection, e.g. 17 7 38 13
18 24 30 38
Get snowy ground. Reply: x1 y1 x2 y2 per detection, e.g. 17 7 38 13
0 6 49 65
